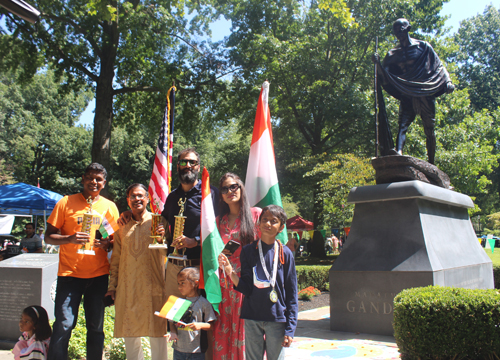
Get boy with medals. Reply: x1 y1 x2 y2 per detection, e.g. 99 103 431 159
218 205 298 360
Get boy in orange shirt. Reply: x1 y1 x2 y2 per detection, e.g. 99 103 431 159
45 163 119 360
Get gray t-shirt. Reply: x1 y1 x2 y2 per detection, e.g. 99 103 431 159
20 235 43 253
173 295 216 353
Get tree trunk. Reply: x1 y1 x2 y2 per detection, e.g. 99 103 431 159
91 21 118 195
311 228 326 258
313 179 324 230
92 72 114 171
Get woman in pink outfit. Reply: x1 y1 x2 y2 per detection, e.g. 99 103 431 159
213 173 261 360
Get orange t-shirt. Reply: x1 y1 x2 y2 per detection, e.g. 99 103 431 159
48 193 120 278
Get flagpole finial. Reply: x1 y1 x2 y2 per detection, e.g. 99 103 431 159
172 80 175 86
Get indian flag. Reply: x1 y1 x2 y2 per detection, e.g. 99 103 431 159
245 81 287 243
98 210 119 238
199 167 225 313
155 295 192 323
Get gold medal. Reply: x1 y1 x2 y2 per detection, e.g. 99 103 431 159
270 289 278 303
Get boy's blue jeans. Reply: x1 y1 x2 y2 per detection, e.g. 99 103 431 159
244 320 286 360
173 350 205 360
47 275 108 360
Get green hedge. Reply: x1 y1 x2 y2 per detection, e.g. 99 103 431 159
394 286 500 359
296 265 329 291
494 265 500 289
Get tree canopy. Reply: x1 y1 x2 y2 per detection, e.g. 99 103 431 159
2 0 500 234
0 69 93 193
220 0 450 226
0 0 230 173
453 5 500 112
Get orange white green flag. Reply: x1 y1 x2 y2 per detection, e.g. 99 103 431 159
199 167 225 313
155 295 192 324
245 81 287 243
99 210 119 238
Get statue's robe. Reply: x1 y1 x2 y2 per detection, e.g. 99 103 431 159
376 40 451 155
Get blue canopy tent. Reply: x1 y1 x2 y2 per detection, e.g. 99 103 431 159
0 183 63 230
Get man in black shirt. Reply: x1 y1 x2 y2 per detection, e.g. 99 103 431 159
160 148 219 302
162 148 219 259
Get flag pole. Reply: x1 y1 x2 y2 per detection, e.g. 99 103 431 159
168 81 176 191
374 36 379 158
148 81 176 215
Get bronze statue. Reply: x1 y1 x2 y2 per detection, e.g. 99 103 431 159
373 18 455 164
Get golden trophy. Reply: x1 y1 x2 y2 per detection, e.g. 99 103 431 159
77 196 95 255
149 200 168 249
168 198 187 260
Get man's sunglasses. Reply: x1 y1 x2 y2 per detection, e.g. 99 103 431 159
178 159 198 167
221 184 240 194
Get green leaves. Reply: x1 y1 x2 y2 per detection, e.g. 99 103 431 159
86 0 117 22
394 286 500 358
0 69 93 194
317 0 357 28
302 153 375 227
222 0 451 226
452 5 500 111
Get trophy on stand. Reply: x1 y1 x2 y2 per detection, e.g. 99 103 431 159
149 200 168 249
168 198 187 260
77 196 95 255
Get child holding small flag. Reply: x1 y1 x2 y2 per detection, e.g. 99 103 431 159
167 267 216 360
218 205 298 360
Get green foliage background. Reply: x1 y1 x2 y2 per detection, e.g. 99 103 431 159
1 1 500 234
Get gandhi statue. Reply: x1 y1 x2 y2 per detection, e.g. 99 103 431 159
373 18 455 164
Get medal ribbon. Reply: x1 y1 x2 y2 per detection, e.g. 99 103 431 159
258 240 279 288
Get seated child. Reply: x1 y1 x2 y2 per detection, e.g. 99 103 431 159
13 305 52 360
166 267 217 360
219 205 299 360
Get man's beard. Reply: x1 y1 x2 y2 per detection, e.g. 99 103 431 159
178 168 198 185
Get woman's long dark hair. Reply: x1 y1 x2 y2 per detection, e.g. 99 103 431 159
218 173 256 246
23 306 52 341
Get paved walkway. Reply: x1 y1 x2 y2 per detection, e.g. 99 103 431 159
288 307 400 359
0 306 401 359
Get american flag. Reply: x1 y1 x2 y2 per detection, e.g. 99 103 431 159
149 86 176 214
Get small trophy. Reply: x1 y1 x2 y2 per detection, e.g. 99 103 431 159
149 200 168 249
168 198 187 260
77 196 95 255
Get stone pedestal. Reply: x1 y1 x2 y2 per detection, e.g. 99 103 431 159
330 181 493 336
0 254 58 348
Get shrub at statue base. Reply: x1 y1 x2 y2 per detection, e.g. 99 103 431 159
296 265 329 291
394 286 500 359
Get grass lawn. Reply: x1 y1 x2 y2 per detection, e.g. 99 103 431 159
485 248 500 266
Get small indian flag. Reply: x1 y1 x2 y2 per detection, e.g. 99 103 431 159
155 295 192 323
98 210 119 238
